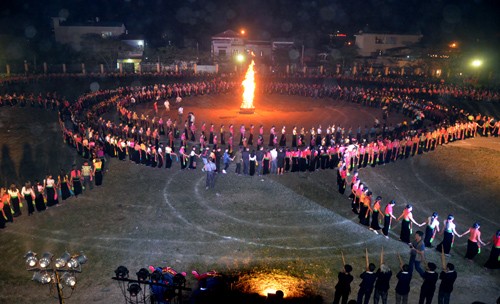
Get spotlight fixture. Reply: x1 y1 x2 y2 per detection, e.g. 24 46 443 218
127 283 141 297
32 271 52 284
68 252 88 269
136 268 150 282
115 266 129 279
25 251 38 268
39 252 53 269
26 250 87 303
60 272 77 288
54 252 71 268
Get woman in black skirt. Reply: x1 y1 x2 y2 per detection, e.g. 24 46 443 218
1 187 14 223
22 182 36 216
7 184 22 217
70 166 83 197
45 175 58 207
59 170 72 200
34 181 46 212
249 150 256 176
369 196 383 233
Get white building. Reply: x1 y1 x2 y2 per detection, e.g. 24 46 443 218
354 32 422 57
211 30 245 58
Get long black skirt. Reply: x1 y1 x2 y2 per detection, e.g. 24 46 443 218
95 170 103 186
24 194 35 215
424 226 435 247
73 179 83 196
436 231 454 254
61 182 72 200
465 240 479 260
35 194 46 212
11 197 22 217
46 187 58 207
382 215 391 236
400 220 411 243
370 211 381 230
484 246 499 269
3 204 13 222
250 161 256 176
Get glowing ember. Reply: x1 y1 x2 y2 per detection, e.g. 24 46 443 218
240 59 256 114
235 270 309 298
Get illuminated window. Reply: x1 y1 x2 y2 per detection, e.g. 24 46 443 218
101 31 113 38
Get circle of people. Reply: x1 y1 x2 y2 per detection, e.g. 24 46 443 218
1 74 499 304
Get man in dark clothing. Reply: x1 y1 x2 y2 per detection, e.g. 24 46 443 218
333 264 353 304
242 147 250 175
373 264 392 304
234 148 242 175
395 264 411 304
256 147 264 176
357 263 377 304
437 263 457 304
419 262 438 304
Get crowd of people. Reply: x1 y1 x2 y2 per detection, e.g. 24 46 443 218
1 72 499 303
0 159 103 229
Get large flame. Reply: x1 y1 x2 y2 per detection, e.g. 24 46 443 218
241 60 256 110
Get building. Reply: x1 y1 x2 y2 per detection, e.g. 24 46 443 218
211 30 245 58
211 30 293 63
117 36 145 73
354 32 422 57
52 17 126 50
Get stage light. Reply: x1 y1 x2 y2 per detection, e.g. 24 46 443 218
68 252 88 268
32 271 52 284
55 252 71 268
60 272 77 288
128 283 141 297
115 266 129 279
136 268 150 282
25 251 38 268
39 252 53 269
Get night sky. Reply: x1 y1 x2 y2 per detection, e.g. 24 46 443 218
0 0 498 48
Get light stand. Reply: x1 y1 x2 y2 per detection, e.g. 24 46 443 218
25 251 87 304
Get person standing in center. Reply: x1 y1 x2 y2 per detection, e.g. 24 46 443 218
204 157 216 190
81 161 93 191
333 264 353 304
234 148 242 175
409 231 426 278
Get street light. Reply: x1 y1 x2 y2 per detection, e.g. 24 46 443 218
25 250 88 304
471 59 483 68
236 54 245 63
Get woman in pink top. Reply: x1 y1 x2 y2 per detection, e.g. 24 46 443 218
460 222 488 261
